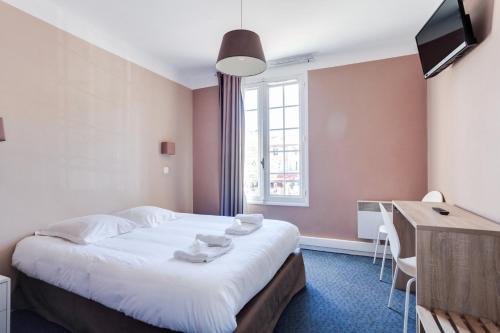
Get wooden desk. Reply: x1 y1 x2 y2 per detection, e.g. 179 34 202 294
392 201 500 324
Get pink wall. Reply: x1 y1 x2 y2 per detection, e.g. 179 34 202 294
193 55 428 240
0 2 193 276
428 0 500 223
193 86 221 215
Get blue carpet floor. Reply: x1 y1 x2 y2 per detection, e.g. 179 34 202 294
274 250 415 333
12 250 415 333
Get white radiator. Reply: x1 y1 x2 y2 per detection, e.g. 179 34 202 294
357 201 393 240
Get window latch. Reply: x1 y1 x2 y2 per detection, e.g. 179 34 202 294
260 158 265 169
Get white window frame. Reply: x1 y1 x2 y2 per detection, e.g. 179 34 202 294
243 73 309 207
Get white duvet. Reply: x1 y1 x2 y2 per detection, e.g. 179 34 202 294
12 213 300 333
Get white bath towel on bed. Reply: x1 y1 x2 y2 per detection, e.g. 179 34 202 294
174 240 234 263
225 219 262 235
195 234 232 247
235 214 264 224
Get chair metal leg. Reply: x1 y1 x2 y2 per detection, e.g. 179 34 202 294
391 259 394 280
379 239 388 280
404 277 416 333
373 231 381 264
388 264 398 308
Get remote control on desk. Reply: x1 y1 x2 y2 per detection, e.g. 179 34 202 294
432 207 449 215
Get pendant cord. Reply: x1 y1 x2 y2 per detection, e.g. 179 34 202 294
240 0 243 29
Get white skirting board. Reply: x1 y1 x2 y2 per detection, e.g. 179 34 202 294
299 236 392 258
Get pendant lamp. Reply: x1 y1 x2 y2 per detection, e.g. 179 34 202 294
216 0 266 76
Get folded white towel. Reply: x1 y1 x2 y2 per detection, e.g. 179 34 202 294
235 214 264 225
174 240 234 263
225 219 262 235
196 234 232 247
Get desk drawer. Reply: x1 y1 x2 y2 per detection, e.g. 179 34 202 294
0 283 6 311
0 310 6 333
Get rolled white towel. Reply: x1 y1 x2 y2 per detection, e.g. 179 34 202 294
174 240 234 263
225 219 262 235
235 214 264 225
188 239 202 253
196 234 232 247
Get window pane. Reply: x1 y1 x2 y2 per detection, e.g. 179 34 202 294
284 129 300 151
244 129 260 198
244 78 306 203
284 83 299 106
244 89 258 110
245 173 260 197
269 151 284 173
269 86 283 108
285 179 301 196
244 87 260 199
269 108 283 130
269 129 284 151
270 174 284 195
285 151 300 172
245 130 259 151
285 106 299 129
245 110 258 132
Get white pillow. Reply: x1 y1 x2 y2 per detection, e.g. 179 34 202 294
113 206 177 228
35 214 136 244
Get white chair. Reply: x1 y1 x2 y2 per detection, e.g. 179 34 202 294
372 224 387 265
380 203 416 333
373 216 389 281
375 191 444 281
422 190 444 203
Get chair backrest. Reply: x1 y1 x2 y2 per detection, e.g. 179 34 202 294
379 203 400 261
422 190 444 203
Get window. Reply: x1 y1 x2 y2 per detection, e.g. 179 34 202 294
243 75 308 206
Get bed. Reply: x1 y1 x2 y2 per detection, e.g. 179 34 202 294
12 213 306 333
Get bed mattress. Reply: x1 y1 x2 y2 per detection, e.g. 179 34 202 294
12 213 300 333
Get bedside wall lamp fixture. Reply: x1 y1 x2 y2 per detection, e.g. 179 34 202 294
0 118 5 142
161 142 175 155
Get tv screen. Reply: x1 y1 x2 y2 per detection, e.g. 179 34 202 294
416 0 476 78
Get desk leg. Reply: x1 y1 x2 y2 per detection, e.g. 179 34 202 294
393 206 416 291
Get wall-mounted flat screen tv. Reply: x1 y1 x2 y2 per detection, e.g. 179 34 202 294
415 0 476 79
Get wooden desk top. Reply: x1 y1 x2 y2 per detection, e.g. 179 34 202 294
392 201 500 236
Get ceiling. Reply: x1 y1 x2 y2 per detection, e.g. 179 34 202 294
5 0 442 88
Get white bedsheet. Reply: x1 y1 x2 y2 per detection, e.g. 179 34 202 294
12 213 300 333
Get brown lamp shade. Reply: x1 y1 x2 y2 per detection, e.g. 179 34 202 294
216 29 266 77
0 117 5 142
161 142 175 155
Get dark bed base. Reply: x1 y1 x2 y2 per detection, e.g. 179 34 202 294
14 251 306 333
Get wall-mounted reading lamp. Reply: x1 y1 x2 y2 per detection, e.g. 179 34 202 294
0 118 5 142
160 142 175 155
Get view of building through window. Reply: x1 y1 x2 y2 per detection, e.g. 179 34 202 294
243 78 306 205
268 82 301 196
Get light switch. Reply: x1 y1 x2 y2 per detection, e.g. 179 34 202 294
163 166 170 175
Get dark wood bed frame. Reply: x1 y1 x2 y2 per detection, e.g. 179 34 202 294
13 251 306 333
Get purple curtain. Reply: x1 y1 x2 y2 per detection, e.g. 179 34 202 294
218 73 245 216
